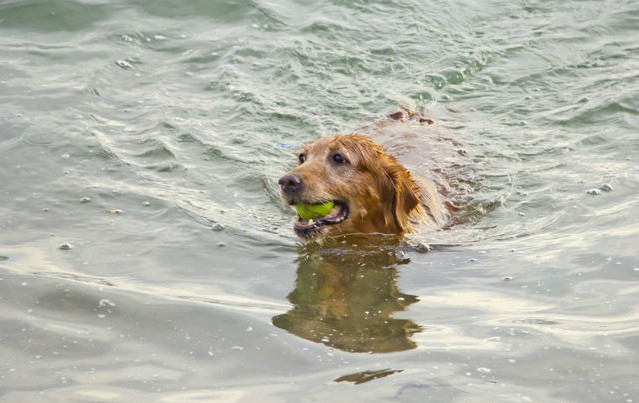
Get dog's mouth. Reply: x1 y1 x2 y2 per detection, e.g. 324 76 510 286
293 200 349 238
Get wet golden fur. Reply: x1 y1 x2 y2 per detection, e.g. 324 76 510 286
280 131 449 240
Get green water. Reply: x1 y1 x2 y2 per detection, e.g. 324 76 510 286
1 0 638 402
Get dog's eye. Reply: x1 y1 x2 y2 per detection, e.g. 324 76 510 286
332 153 346 164
298 153 306 164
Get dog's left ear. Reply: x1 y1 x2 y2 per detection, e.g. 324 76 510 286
380 157 421 232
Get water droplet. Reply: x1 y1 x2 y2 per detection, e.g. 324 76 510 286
99 299 115 308
115 60 133 70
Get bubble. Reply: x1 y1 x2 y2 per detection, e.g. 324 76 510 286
600 183 613 192
115 60 133 70
99 299 115 308
211 223 225 231
58 243 73 251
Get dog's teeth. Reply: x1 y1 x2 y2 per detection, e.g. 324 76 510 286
308 219 314 225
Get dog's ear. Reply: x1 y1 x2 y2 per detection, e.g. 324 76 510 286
378 155 421 233
343 134 421 233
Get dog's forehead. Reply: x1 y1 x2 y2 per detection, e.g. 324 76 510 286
302 134 369 156
303 135 337 152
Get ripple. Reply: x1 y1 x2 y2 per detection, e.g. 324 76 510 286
0 0 110 32
138 0 253 21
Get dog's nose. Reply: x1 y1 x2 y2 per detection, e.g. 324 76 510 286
278 173 303 194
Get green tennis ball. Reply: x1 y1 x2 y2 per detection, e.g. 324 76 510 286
294 201 334 220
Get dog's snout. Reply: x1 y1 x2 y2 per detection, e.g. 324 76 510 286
278 173 303 194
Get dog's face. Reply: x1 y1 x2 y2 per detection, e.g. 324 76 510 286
279 134 421 240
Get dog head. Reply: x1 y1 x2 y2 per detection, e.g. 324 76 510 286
279 134 422 240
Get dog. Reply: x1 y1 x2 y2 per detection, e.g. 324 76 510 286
279 112 451 240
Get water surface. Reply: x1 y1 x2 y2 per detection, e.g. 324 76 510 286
1 0 638 402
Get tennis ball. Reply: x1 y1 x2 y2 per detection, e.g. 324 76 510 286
294 201 334 220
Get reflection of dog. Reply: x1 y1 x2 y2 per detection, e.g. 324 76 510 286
272 240 421 353
279 112 450 240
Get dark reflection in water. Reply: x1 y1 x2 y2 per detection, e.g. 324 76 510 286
273 236 422 353
335 368 403 384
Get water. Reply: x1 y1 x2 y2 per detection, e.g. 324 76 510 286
1 0 638 401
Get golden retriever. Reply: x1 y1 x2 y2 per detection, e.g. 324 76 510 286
279 112 450 240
